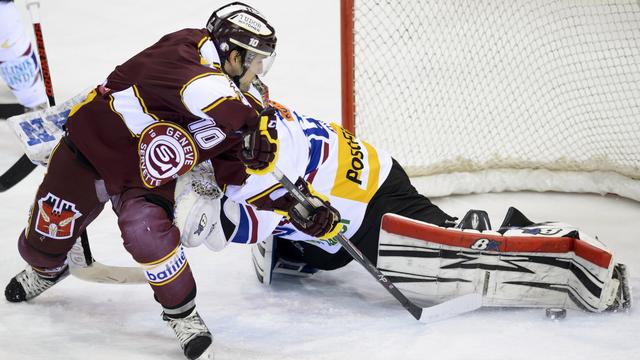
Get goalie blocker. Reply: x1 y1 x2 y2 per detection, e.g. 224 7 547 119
377 207 631 313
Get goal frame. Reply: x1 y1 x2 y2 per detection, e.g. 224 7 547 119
339 0 640 202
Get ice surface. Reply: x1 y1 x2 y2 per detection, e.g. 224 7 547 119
1 1 638 359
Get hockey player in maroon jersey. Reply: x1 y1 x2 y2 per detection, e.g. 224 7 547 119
3 2 294 359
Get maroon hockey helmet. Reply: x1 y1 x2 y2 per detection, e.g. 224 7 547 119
207 2 277 75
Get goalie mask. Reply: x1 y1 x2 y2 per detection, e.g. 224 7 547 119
207 2 277 77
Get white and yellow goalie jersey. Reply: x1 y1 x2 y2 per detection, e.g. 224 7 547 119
223 98 393 253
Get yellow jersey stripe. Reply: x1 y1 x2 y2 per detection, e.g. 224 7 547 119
140 245 180 266
201 95 239 113
68 89 97 118
132 85 160 121
108 95 138 138
247 183 283 204
179 72 225 111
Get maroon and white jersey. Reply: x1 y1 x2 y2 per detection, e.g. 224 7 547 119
65 28 258 196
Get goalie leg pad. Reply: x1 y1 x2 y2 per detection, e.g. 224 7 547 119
377 210 627 312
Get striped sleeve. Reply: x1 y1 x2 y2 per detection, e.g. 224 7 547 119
180 73 257 131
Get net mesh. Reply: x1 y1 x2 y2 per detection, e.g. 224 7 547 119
352 0 640 181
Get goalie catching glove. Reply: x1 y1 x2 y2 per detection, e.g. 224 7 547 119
239 107 278 175
275 178 343 240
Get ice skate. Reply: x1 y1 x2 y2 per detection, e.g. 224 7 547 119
455 209 492 231
251 236 276 284
4 265 69 302
251 236 319 285
163 309 214 360
606 263 632 312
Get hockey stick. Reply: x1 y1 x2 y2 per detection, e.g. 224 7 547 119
0 0 53 192
0 155 36 191
0 103 25 119
67 231 147 284
271 167 482 322
70 261 147 284
27 0 55 107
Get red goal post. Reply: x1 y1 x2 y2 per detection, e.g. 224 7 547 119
340 0 640 201
341 0 356 135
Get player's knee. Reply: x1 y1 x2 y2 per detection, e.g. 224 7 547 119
118 197 180 263
18 230 68 270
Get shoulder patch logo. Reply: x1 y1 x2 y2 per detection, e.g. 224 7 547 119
35 193 83 240
139 123 198 188
268 100 294 121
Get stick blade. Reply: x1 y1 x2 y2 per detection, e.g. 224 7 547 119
0 154 37 192
0 103 25 119
418 293 483 323
70 261 147 284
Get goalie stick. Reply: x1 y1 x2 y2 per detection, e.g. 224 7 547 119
270 166 482 323
0 0 53 192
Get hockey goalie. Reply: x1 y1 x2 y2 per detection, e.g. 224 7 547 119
170 88 633 317
175 164 631 315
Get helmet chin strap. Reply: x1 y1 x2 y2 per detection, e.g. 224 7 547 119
227 48 249 87
231 75 242 87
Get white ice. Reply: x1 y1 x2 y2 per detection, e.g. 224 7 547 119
1 1 639 359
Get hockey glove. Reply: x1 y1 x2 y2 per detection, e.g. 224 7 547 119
239 107 278 175
284 179 343 240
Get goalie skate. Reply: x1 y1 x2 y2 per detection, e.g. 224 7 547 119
251 236 319 285
455 209 491 231
251 236 275 284
606 263 632 312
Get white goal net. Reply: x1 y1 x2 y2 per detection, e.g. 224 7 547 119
342 0 640 200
